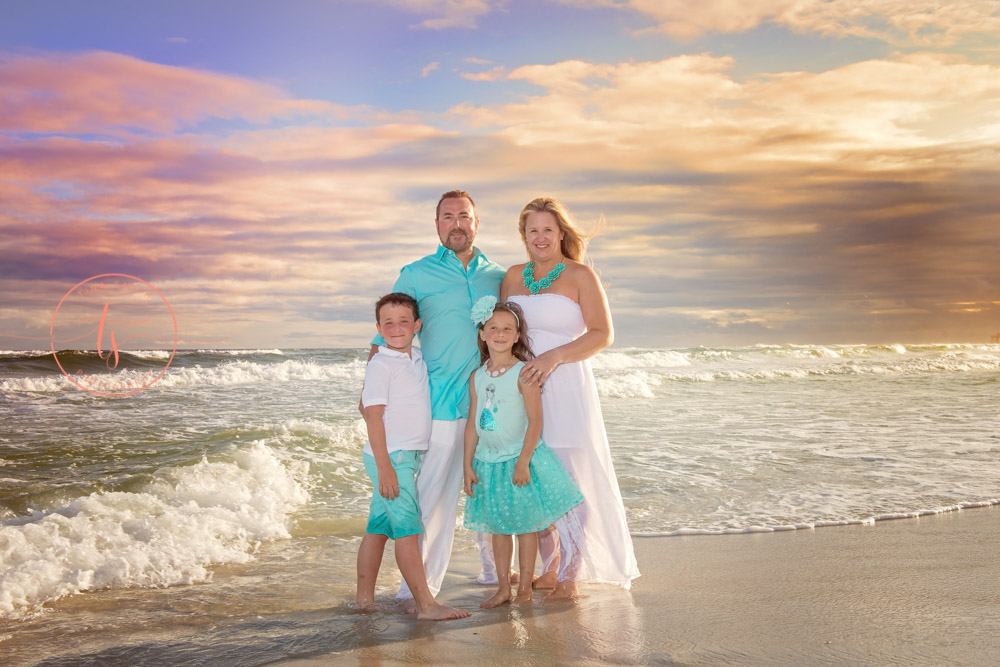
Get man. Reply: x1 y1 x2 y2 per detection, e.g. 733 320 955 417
368 190 505 598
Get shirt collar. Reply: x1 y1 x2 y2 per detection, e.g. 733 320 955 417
378 345 423 362
435 244 486 265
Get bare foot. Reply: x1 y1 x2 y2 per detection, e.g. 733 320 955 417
417 602 471 621
480 588 513 609
544 580 578 601
510 571 520 584
511 589 533 606
350 601 376 613
532 571 557 590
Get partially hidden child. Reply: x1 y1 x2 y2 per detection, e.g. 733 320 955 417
355 293 470 621
463 296 584 608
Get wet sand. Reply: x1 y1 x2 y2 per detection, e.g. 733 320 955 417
281 506 1000 666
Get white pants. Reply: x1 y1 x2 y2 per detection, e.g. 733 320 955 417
397 419 467 599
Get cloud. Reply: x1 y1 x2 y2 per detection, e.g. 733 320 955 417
451 52 1000 166
0 51 343 135
421 61 440 76
462 65 506 81
380 0 503 30
560 0 1000 45
165 37 190 44
2 47 998 347
443 51 1000 343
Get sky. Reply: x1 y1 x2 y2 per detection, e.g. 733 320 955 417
1 0 999 349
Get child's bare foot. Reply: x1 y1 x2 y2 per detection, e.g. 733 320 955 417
417 602 471 621
532 571 557 590
511 589 533 605
480 588 513 609
544 580 578 601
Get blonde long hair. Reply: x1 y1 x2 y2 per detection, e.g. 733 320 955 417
517 197 592 261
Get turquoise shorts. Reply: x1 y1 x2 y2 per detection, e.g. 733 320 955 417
363 450 423 539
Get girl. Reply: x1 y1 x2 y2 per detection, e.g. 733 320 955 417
463 296 583 608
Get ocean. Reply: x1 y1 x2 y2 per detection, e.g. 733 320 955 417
2 344 999 664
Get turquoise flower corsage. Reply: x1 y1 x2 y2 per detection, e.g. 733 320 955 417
471 295 498 325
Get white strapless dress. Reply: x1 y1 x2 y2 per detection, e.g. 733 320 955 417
508 293 640 588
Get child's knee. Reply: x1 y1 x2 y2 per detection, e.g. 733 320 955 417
365 532 390 546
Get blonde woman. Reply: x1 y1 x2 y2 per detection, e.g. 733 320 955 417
500 196 639 599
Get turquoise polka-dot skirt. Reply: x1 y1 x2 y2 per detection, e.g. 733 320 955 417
464 442 583 535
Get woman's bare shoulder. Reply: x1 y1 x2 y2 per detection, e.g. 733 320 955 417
563 259 598 282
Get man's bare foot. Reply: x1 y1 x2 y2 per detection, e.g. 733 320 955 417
511 589 533 605
544 580 578 601
532 571 557 590
417 602 471 621
480 588 513 609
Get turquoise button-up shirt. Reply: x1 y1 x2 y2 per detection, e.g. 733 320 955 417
373 245 505 421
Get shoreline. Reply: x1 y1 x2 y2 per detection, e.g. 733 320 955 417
282 506 1000 666
632 498 1000 537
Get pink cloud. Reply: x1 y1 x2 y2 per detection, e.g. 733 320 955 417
0 51 343 135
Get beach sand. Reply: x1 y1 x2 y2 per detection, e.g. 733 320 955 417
282 506 1000 666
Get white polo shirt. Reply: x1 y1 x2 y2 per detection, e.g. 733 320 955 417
361 345 432 455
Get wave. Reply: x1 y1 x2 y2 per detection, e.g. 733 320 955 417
0 442 308 619
595 371 663 398
592 346 1000 395
591 350 691 370
155 359 365 389
631 499 1000 537
0 359 367 394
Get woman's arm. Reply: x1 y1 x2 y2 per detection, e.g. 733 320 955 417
521 263 614 385
463 372 480 497
513 376 543 486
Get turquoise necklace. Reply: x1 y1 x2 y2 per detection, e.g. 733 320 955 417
522 262 566 294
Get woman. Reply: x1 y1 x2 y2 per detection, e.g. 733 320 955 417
500 196 639 599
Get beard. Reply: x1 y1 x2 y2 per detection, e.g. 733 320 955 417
444 229 473 254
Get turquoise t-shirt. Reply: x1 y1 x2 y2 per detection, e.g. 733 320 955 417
373 245 505 421
473 361 533 464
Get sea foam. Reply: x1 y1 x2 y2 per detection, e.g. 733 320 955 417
0 359 366 394
0 442 308 619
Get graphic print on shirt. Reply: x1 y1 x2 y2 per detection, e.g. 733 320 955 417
479 383 499 440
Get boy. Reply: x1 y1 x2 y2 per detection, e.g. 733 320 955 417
355 292 470 621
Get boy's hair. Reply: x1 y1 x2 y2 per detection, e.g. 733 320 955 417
477 301 535 363
375 292 419 323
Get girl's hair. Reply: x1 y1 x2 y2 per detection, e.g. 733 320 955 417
518 196 592 262
477 301 534 364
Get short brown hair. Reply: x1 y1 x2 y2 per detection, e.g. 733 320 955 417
436 190 476 219
375 292 419 324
